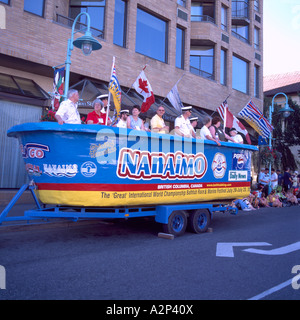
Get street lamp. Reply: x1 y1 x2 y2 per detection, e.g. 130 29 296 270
64 12 102 99
268 92 294 193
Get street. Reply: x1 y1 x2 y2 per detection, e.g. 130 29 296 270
0 205 300 301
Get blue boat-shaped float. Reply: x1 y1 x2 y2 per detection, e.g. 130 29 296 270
7 122 258 207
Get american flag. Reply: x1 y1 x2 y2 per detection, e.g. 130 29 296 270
238 100 273 139
217 100 252 144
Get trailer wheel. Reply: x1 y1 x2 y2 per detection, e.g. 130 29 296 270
188 209 211 233
162 211 187 237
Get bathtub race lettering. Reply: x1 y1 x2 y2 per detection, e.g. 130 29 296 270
117 147 208 180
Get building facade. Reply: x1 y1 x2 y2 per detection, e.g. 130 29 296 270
0 0 263 187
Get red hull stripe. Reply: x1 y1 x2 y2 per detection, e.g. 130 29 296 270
36 182 250 192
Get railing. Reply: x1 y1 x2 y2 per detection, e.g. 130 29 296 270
232 1 249 19
191 15 215 24
231 30 249 44
56 13 104 39
190 66 215 81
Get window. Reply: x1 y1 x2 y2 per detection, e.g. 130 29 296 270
220 49 227 86
69 0 106 35
136 8 168 63
254 0 259 12
254 27 259 50
232 55 248 94
190 46 214 80
221 6 227 31
24 0 45 17
232 0 249 19
232 24 249 43
177 0 186 8
0 0 10 5
113 0 127 47
176 27 185 69
191 2 215 23
254 65 259 98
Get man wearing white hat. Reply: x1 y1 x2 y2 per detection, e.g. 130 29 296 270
174 106 193 138
97 94 111 125
115 109 129 128
189 116 199 138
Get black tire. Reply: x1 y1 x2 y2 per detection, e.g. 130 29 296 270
162 211 187 237
188 209 211 233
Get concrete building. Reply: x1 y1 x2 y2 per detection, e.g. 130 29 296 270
0 0 263 187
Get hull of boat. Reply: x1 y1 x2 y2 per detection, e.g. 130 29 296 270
7 122 258 207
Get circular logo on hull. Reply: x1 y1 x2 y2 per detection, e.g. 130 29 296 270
212 153 227 179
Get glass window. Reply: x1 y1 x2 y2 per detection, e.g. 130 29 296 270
254 65 259 98
254 0 259 12
176 27 185 69
221 6 227 31
113 0 127 47
232 24 249 43
69 0 106 34
136 8 168 63
190 46 214 80
177 0 186 8
220 49 227 86
191 2 215 23
254 27 259 49
232 0 249 18
232 55 248 94
24 0 45 17
0 0 10 5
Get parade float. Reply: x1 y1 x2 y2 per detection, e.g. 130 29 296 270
7 122 257 208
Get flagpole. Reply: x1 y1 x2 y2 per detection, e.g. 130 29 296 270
106 56 115 126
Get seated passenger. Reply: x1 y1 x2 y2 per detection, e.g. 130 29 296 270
200 117 221 146
151 106 169 134
189 117 199 139
127 105 145 130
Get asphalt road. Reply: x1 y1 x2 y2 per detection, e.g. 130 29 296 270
0 205 300 302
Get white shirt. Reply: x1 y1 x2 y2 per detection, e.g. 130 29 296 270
117 119 127 128
232 134 243 144
271 172 278 189
175 115 192 137
56 99 81 124
200 125 212 140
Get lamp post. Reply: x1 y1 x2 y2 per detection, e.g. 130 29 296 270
64 12 102 99
268 92 294 193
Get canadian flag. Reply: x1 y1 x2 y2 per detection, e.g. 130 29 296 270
217 101 252 145
133 70 155 113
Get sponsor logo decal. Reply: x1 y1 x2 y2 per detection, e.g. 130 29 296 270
20 143 49 159
212 153 227 179
117 148 208 180
43 164 78 178
228 170 248 181
80 161 97 178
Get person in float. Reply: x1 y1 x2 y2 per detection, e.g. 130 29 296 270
127 105 145 130
174 106 194 138
200 116 221 146
115 109 129 128
55 89 81 124
86 98 104 124
97 94 112 125
150 105 169 134
209 116 235 142
189 116 199 138
229 127 244 144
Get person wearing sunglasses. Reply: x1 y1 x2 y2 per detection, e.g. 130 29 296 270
150 106 169 134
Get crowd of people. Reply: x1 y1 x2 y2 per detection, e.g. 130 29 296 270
54 89 245 145
232 167 300 211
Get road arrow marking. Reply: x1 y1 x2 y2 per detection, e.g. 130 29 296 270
216 242 272 258
244 241 300 256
